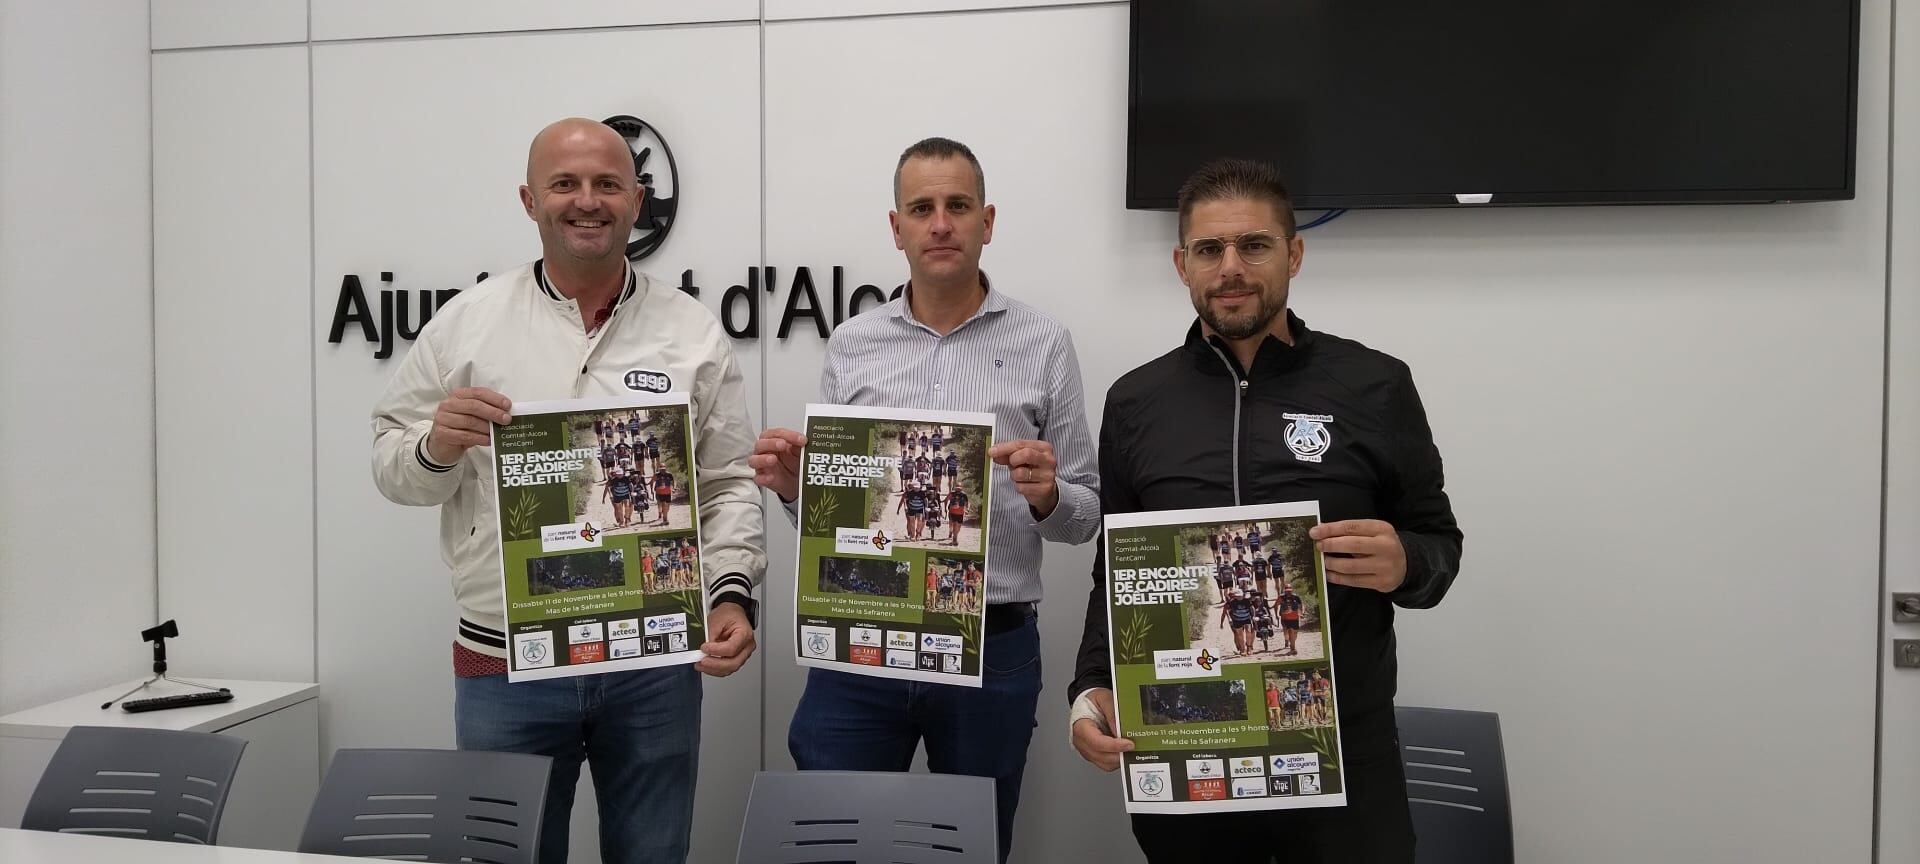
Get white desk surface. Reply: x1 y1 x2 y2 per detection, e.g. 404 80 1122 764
0 828 364 862
0 679 319 740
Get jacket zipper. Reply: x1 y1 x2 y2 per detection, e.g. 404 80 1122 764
1203 341 1247 506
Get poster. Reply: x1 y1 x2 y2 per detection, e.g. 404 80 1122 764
792 404 995 685
1105 502 1347 813
490 393 706 682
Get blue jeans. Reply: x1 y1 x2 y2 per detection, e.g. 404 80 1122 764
454 665 701 864
787 614 1042 862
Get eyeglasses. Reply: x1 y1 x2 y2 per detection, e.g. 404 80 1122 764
1180 230 1293 268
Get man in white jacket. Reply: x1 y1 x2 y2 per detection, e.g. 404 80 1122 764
370 117 766 864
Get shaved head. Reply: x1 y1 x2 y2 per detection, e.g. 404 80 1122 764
526 117 631 186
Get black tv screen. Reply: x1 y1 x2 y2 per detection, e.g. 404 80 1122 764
1127 1 1860 209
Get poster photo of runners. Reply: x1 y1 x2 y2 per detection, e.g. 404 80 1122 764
793 404 993 685
490 393 706 682
1103 501 1346 814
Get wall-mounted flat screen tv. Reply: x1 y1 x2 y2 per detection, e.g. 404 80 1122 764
1127 1 1860 209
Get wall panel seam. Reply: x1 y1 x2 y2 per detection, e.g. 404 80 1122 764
1873 0 1900 859
756 0 770 774
147 1 1132 54
307 0 321 692
147 4 161 629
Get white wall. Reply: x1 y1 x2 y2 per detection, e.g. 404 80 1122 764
0 0 155 715
1878 0 1920 850
152 43 314 685
307 0 759 42
132 1 1900 862
151 0 305 50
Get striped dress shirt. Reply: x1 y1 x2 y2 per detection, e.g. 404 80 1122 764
798 278 1101 605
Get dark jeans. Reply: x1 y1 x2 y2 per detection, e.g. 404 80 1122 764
787 614 1043 863
1130 721 1415 864
454 665 701 864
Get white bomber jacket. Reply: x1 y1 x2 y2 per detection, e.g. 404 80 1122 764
371 260 766 659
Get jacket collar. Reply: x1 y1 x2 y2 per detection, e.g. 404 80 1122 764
1182 310 1315 379
533 259 640 335
533 259 638 306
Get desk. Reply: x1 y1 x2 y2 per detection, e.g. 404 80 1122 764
1 679 319 851
0 827 363 862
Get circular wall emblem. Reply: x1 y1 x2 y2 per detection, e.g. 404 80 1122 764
601 114 678 262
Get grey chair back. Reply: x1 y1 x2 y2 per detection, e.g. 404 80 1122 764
1396 706 1516 864
735 770 996 864
298 748 550 864
21 725 247 845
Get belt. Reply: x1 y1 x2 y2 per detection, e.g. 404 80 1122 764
984 602 1036 635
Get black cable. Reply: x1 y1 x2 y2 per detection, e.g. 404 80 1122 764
1296 208 1348 231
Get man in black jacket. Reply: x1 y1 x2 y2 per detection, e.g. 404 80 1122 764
1068 158 1463 862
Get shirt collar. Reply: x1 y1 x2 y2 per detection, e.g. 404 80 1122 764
894 271 1006 331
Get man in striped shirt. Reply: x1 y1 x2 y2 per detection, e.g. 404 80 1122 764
749 137 1100 863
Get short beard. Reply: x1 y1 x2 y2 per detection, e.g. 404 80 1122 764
1195 283 1283 341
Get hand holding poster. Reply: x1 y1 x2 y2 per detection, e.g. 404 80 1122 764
491 393 706 681
792 404 994 685
1105 502 1346 813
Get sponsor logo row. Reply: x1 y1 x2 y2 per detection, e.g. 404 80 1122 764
1128 753 1326 802
800 625 966 674
513 612 692 670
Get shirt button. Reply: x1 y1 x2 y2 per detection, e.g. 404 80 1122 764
934 383 942 391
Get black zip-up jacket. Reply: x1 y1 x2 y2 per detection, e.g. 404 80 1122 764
1071 314 1463 738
